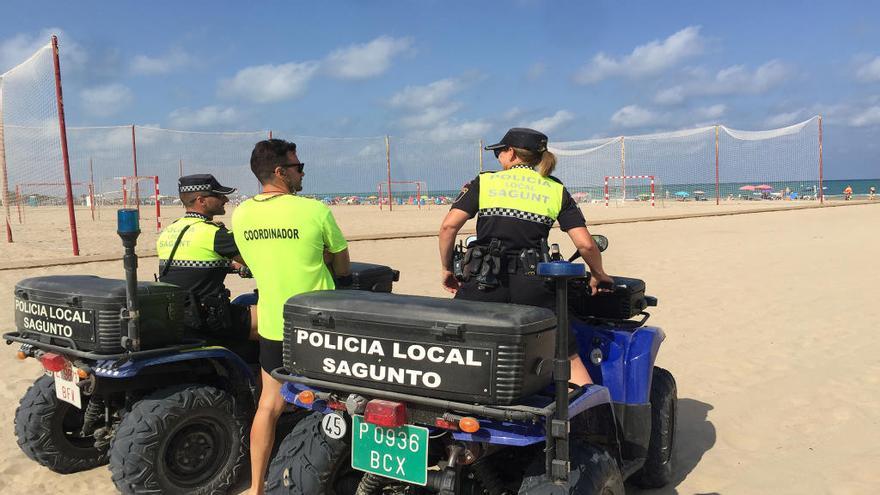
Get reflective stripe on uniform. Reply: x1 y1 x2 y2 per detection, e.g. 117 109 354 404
478 207 555 226
159 259 231 269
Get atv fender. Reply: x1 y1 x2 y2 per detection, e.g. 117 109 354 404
93 347 255 385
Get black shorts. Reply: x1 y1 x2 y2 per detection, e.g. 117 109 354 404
259 337 284 374
227 304 252 341
455 272 580 357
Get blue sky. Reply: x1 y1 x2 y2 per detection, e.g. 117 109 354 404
1 0 879 179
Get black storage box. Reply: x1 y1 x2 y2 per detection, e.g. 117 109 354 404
283 291 556 405
14 276 186 353
341 262 399 292
569 276 648 320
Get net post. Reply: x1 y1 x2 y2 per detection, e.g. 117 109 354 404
604 176 609 207
154 176 161 231
179 159 183 177
385 135 392 211
479 139 484 173
818 115 823 204
88 158 95 220
620 136 626 201
131 125 140 215
0 77 11 243
15 185 22 223
268 130 273 140
650 176 655 207
122 176 127 207
715 125 720 205
52 35 79 256
377 182 382 211
417 181 421 210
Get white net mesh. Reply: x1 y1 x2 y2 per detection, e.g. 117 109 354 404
390 137 480 201
14 182 93 223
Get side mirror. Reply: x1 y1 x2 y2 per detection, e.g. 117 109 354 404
592 234 609 252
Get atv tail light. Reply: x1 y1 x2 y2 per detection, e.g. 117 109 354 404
76 368 90 379
364 399 407 428
327 400 347 412
39 352 67 372
458 417 481 433
296 390 316 405
434 418 459 431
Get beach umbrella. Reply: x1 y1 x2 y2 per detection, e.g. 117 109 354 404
674 191 689 197
755 184 773 190
739 185 756 191
693 190 705 195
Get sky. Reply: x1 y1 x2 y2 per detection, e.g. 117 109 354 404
0 0 879 179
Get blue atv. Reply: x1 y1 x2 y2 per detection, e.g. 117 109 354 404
4 210 398 494
264 235 675 494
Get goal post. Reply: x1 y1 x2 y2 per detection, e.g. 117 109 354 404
605 175 656 207
377 180 426 210
104 175 161 231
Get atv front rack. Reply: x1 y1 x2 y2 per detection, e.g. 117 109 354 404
3 331 206 361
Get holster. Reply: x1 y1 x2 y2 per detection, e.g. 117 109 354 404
185 288 233 334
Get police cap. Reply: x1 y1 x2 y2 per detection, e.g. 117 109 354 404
484 128 548 153
178 174 237 195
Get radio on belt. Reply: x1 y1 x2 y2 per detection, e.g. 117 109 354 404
282 290 557 405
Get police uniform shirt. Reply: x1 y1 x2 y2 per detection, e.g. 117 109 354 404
156 212 238 299
452 165 586 250
231 194 348 342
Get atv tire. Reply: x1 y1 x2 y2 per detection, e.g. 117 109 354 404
14 375 109 473
266 412 368 495
109 384 249 495
632 366 677 488
518 443 624 495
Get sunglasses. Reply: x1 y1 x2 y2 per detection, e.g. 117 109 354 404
493 146 509 159
279 162 305 173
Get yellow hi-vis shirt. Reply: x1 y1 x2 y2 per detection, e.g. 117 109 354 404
231 194 348 341
478 166 564 223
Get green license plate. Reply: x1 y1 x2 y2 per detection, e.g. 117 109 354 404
350 415 429 485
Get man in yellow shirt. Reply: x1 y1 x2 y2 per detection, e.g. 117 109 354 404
232 139 349 495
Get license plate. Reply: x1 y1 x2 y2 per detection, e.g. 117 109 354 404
54 361 81 409
350 415 429 485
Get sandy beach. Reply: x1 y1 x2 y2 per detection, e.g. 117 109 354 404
1 202 878 494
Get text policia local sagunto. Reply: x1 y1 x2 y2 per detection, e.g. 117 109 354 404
294 329 486 389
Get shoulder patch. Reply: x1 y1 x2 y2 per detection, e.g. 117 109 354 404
454 185 469 203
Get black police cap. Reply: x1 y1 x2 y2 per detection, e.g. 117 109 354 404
178 174 237 195
484 128 549 153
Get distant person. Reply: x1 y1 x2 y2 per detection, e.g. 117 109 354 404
843 185 853 200
869 186 876 200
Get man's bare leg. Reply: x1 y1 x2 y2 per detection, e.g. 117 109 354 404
247 369 286 495
248 306 259 340
570 355 593 386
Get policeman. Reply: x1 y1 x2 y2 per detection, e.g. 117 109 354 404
156 174 256 342
231 139 350 495
439 127 613 387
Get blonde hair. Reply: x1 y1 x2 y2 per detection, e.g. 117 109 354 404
511 147 557 177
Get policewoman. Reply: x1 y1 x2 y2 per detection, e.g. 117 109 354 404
231 139 350 495
157 174 255 341
438 128 613 386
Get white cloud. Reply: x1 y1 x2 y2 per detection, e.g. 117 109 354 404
611 105 658 128
322 36 412 80
131 48 192 75
389 77 465 108
655 60 792 105
1 28 87 75
218 61 318 103
765 110 807 128
855 56 880 82
80 84 133 117
574 26 705 84
849 106 880 127
168 105 240 129
696 104 726 120
407 120 492 141
526 62 546 80
523 110 575 133
399 104 462 128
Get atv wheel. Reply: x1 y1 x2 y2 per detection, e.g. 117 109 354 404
632 366 677 488
518 443 624 495
265 412 364 495
109 384 249 495
14 375 109 473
